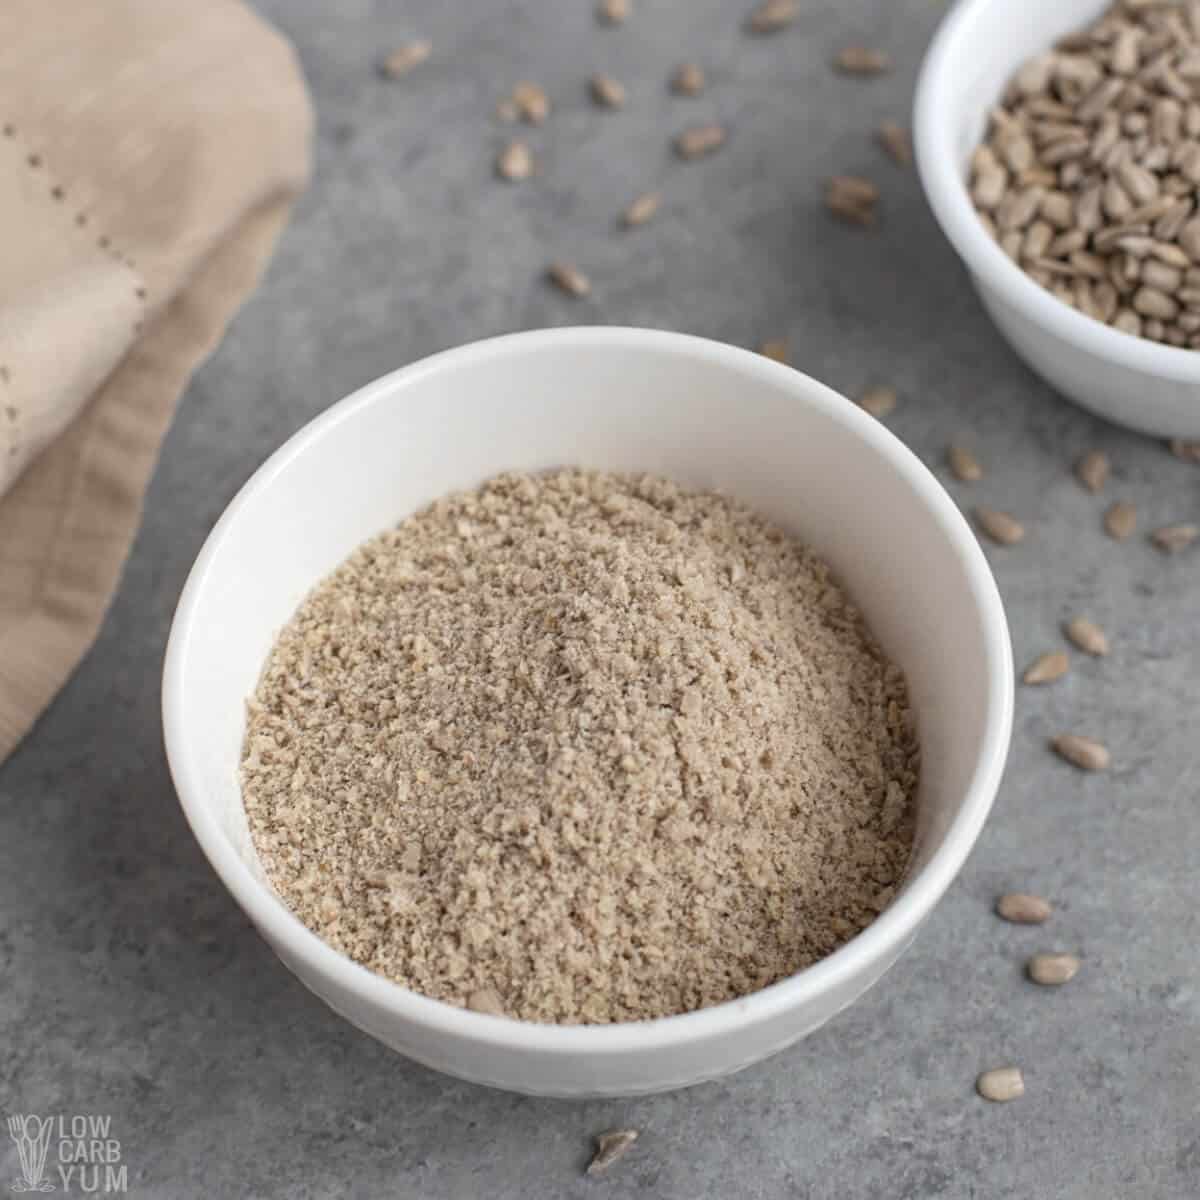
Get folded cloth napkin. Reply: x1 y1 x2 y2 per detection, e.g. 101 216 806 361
0 0 311 761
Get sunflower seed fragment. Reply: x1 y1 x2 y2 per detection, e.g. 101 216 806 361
1052 733 1110 770
977 1067 1025 1103
512 81 550 124
948 444 984 482
546 261 591 297
1075 449 1110 492
1065 616 1110 656
826 175 878 226
1027 953 1081 986
675 123 726 160
975 508 1025 545
496 140 534 181
746 0 796 34
382 40 431 79
997 892 1053 923
1151 522 1198 552
1104 500 1137 539
834 46 889 75
857 385 897 418
587 1130 638 1176
671 62 705 96
877 121 912 166
597 0 629 24
758 339 789 363
622 191 661 227
590 74 626 108
1023 651 1069 685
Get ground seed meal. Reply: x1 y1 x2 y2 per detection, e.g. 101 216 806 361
242 469 919 1024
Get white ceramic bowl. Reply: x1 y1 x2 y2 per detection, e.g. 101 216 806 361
914 0 1200 439
163 328 1013 1097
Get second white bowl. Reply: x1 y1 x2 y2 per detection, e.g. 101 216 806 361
915 0 1200 438
163 328 1013 1096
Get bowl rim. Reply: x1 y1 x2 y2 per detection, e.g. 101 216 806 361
913 0 1200 383
162 326 1014 1054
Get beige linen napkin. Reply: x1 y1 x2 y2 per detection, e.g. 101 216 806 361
0 0 311 761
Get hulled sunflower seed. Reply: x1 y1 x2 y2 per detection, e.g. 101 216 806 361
466 987 505 1015
877 121 912 166
857 385 896 418
758 339 789 363
496 140 534 181
382 40 432 79
1027 953 1081 986
948 444 984 481
597 0 629 24
975 508 1025 545
1151 522 1198 552
1168 438 1200 462
590 74 626 108
1105 499 1137 539
587 1130 638 1176
977 1067 1025 1103
834 46 889 75
675 123 726 159
826 175 878 226
1052 733 1110 770
1023 651 1069 685
512 81 550 124
671 62 705 96
546 261 591 297
1065 616 1110 656
1075 449 1110 492
746 0 796 34
622 191 661 227
997 892 1053 923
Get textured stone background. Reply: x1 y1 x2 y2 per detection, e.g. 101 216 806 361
1 1 1198 1196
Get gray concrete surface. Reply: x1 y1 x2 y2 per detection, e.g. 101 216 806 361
2 0 1198 1196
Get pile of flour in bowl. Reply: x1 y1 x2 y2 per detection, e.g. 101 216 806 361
241 469 918 1023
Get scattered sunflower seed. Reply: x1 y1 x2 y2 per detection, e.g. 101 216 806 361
1065 616 1110 656
746 0 796 34
590 74 626 108
1052 733 1110 771
1027 952 1081 986
857 385 896 418
1168 438 1200 463
512 81 550 124
671 62 706 97
977 1067 1025 1103
1075 449 1110 493
621 191 661 228
597 0 629 25
975 507 1025 545
1023 651 1069 685
675 123 726 160
496 140 534 182
826 175 879 226
382 40 431 79
466 987 505 1015
947 444 984 482
834 46 890 75
587 1130 639 1176
758 339 789 363
996 892 1053 924
1151 523 1199 552
547 261 591 297
1104 500 1137 540
877 121 912 166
